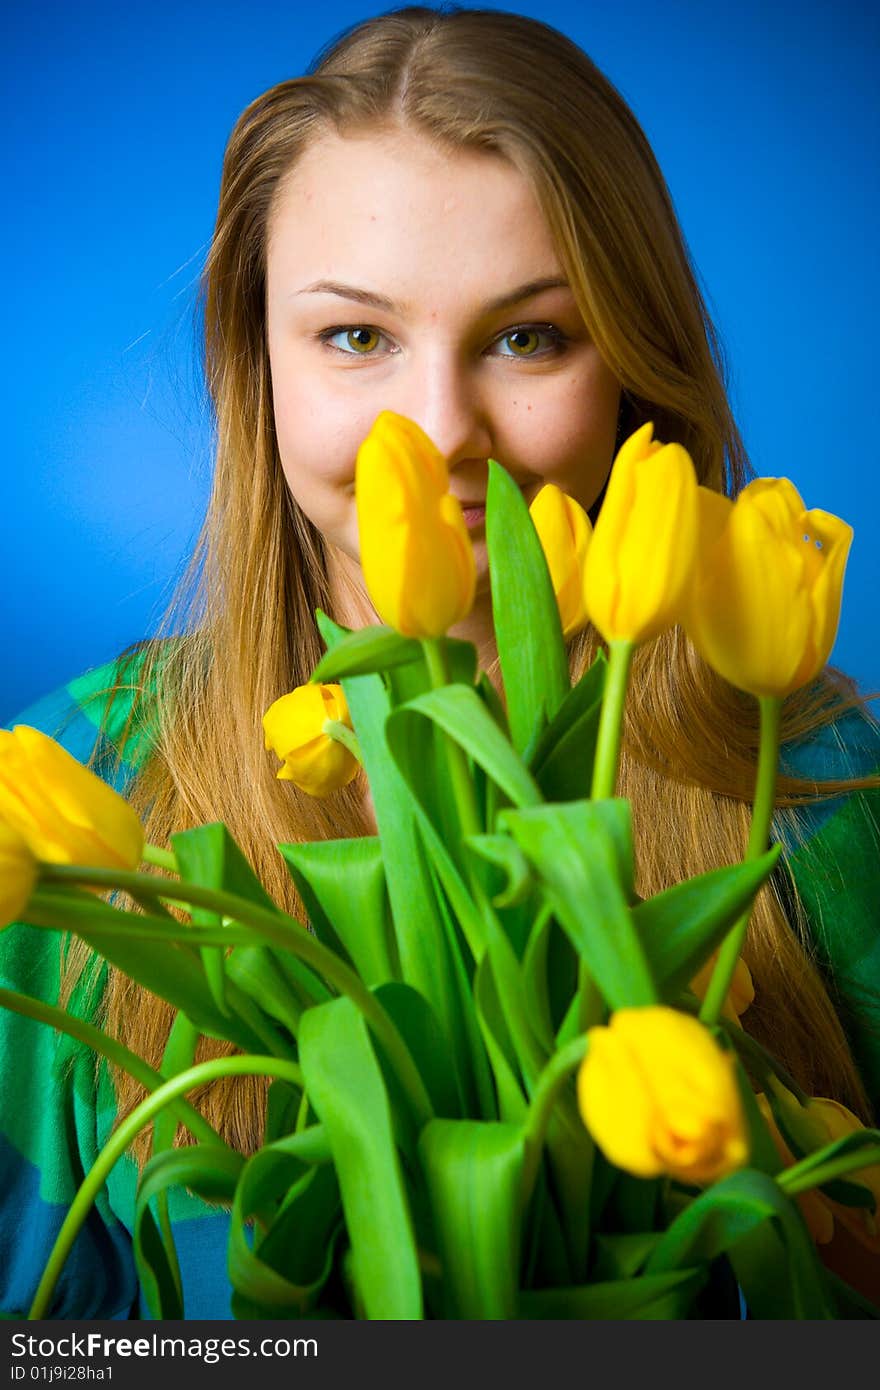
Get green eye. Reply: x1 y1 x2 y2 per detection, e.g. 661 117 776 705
343 328 381 353
503 329 542 356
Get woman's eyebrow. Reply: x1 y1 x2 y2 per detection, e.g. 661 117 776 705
293 276 571 315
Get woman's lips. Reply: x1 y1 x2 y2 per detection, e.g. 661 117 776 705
460 504 486 529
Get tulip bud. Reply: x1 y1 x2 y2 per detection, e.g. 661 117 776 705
0 823 37 929
577 1005 749 1184
355 411 476 638
758 1084 880 1253
755 1092 835 1244
689 950 755 1023
529 484 593 639
583 422 699 644
263 683 359 798
0 726 144 871
685 478 853 698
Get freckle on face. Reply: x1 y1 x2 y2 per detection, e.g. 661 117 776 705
265 127 621 577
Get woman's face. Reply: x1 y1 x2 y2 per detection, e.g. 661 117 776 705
266 127 621 601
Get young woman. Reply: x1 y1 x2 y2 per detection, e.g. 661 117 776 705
2 5 878 1320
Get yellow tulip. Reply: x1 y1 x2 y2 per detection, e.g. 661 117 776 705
263 683 359 798
689 950 755 1024
0 726 144 870
685 477 853 697
355 411 476 638
758 1085 880 1253
529 484 593 639
577 1005 749 1184
583 422 699 644
0 823 37 929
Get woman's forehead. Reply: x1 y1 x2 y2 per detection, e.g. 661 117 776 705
267 128 568 317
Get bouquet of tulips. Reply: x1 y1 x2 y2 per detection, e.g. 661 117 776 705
2 413 879 1320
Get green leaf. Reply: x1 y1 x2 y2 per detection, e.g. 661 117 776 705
474 955 529 1124
645 1167 835 1318
298 996 423 1319
25 890 270 1054
733 1050 784 1177
466 834 534 909
500 801 655 1008
387 684 544 818
317 613 467 1092
279 837 397 988
518 1267 706 1319
486 459 569 753
482 913 548 1094
776 1127 880 1210
528 652 606 802
134 1145 245 1318
521 1170 573 1288
427 863 498 1120
374 982 462 1118
171 822 277 911
311 620 423 680
591 1231 662 1280
226 944 327 1036
149 1012 199 1313
419 1120 525 1319
171 823 279 1019
228 1137 341 1313
633 845 783 993
521 905 556 1053
264 1079 303 1144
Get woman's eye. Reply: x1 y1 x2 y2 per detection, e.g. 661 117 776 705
318 323 566 359
320 326 390 356
494 326 565 358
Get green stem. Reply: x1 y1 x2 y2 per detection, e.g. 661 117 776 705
700 695 782 1026
0 987 226 1149
142 843 177 872
715 1011 809 1104
35 863 433 1127
423 637 544 1100
421 638 483 839
322 719 363 764
590 640 635 800
778 1145 880 1196
520 1035 588 1208
28 1055 302 1321
26 891 296 1063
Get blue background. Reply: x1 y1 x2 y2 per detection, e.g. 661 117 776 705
3 0 878 721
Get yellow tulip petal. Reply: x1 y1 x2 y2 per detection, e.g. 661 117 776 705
279 735 358 797
0 727 144 870
0 823 37 929
355 413 475 637
263 685 333 757
578 1007 748 1185
578 1027 662 1178
742 476 807 532
612 443 698 640
584 425 698 644
263 683 357 797
686 477 853 698
689 490 809 695
530 485 592 638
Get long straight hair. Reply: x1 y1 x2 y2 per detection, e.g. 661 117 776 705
66 6 876 1159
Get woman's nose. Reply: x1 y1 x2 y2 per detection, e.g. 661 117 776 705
394 352 494 469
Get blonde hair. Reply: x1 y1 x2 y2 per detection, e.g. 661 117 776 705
66 6 876 1158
